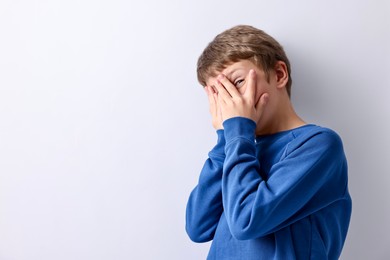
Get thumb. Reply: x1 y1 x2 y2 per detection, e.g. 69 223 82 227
255 93 269 118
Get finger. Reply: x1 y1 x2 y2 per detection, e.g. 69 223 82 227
244 69 256 102
211 86 222 108
215 93 223 121
255 93 269 115
217 74 240 98
204 86 209 97
205 86 213 99
210 85 217 94
205 86 217 114
214 80 231 102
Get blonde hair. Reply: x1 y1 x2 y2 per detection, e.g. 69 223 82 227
197 25 292 97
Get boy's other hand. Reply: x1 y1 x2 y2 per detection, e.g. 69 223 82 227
214 70 269 124
205 85 223 130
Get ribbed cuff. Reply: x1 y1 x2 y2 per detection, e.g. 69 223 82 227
208 129 226 157
216 129 225 144
223 117 256 143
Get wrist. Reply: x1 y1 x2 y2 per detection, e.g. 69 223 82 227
223 117 256 143
213 121 224 130
208 129 226 158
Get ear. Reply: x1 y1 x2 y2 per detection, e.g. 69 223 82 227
274 61 289 89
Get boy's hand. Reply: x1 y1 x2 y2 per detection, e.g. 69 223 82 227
214 69 269 124
205 85 223 130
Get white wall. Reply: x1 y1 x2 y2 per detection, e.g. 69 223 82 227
0 0 389 259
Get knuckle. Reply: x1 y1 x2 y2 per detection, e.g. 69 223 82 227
235 97 244 104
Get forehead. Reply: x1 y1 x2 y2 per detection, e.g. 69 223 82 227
205 60 258 86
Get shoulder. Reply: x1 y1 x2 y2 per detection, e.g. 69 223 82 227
293 125 342 145
286 125 345 157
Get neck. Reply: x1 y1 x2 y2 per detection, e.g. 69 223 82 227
255 98 306 136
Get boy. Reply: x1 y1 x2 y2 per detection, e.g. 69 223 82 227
185 25 352 259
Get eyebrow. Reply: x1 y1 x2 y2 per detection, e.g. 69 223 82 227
224 68 244 81
207 67 244 86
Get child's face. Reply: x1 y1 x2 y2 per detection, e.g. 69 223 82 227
206 59 275 109
205 59 280 132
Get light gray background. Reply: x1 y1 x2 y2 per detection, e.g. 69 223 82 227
0 0 389 259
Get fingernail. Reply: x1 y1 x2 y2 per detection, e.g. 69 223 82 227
217 74 224 80
264 95 269 103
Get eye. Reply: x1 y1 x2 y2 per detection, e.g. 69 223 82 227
234 79 244 88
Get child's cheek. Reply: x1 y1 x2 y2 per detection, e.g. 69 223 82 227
238 86 246 95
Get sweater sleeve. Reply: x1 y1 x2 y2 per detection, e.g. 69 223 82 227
222 117 348 240
185 130 225 243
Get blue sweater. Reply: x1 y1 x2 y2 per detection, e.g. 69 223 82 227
186 117 352 259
